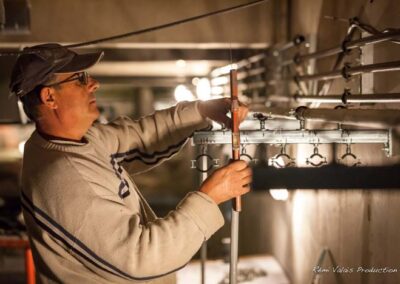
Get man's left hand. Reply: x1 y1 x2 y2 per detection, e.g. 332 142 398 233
198 98 248 128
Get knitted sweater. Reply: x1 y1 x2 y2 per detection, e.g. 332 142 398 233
21 101 224 284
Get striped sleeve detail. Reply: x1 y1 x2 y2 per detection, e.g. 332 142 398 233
21 192 186 281
110 137 187 198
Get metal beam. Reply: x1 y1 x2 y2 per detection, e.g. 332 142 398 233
252 164 400 189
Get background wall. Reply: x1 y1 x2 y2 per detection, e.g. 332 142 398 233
240 1 400 284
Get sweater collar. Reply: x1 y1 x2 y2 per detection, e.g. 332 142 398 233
30 130 92 153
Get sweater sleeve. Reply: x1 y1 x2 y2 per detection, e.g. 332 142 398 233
22 157 224 282
91 101 210 175
75 191 224 281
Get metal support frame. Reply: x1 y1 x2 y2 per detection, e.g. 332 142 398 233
193 130 389 145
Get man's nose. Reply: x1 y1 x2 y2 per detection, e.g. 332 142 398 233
88 76 100 92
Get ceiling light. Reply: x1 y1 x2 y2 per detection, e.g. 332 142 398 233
176 59 186 68
174 85 195 102
196 78 211 101
269 189 289 201
18 141 26 155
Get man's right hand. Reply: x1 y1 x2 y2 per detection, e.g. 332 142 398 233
199 160 252 205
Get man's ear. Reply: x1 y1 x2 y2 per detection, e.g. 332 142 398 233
39 87 57 109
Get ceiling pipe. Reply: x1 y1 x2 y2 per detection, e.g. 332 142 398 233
295 107 400 128
294 93 400 104
295 60 400 82
282 29 400 66
273 35 305 54
253 107 400 128
211 53 266 77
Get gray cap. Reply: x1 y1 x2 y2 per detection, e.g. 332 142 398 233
9 43 104 97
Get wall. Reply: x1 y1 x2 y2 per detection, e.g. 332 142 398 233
262 0 400 283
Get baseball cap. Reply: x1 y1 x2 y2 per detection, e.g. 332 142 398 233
9 43 104 97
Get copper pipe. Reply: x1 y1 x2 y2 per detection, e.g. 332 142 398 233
230 69 241 211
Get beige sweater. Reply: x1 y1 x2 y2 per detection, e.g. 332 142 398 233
21 101 224 283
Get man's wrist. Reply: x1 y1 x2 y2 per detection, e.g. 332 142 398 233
197 101 207 119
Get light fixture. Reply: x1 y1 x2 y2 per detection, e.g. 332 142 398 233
174 85 195 102
196 78 211 101
269 189 289 201
211 86 224 96
192 77 199 85
18 140 26 155
175 59 186 68
211 76 229 86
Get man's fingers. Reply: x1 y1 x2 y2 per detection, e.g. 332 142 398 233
241 175 253 186
229 160 248 171
237 166 252 177
219 115 231 129
240 184 251 194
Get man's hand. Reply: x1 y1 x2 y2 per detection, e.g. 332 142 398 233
198 98 248 128
199 160 252 205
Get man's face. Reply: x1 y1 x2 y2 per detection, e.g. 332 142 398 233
50 72 100 125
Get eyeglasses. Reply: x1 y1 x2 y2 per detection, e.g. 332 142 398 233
44 72 89 87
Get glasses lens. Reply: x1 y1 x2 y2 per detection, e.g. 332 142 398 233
79 72 88 85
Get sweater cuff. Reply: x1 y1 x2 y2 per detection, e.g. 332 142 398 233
177 191 224 240
177 101 210 131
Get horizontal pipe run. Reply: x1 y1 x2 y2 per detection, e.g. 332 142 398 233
296 60 400 82
192 130 389 145
295 93 400 104
296 108 400 128
274 35 306 54
211 53 266 77
282 30 400 66
212 67 265 86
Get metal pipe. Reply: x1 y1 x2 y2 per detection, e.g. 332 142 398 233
212 67 265 86
295 93 400 104
200 153 208 284
230 70 242 211
296 60 400 82
229 211 239 284
229 69 240 284
296 108 400 128
211 53 265 77
282 29 400 66
274 35 306 54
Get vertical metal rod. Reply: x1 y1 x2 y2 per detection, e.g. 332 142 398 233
230 70 241 211
229 69 241 284
229 210 239 284
200 152 208 284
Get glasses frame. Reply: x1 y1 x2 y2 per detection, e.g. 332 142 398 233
43 72 89 88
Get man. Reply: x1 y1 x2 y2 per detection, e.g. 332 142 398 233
10 43 251 283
